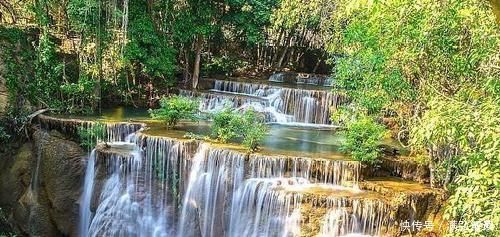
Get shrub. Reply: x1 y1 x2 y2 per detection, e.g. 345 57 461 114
149 96 199 128
211 108 268 151
340 116 386 164
241 110 268 151
211 108 243 143
0 126 11 146
202 55 247 77
77 123 106 149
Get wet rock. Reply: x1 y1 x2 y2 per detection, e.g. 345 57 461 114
372 157 430 183
34 129 86 236
0 128 86 237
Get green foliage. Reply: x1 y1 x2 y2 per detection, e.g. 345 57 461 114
0 26 90 114
211 108 268 151
327 0 499 235
202 55 247 77
241 110 268 151
0 108 30 146
211 108 243 143
32 30 64 109
149 96 199 128
0 27 36 108
411 96 499 236
340 116 386 164
60 76 98 114
0 126 10 147
224 0 279 45
77 123 106 149
124 0 176 84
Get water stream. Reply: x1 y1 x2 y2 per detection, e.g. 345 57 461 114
76 123 389 237
181 79 342 126
73 75 392 237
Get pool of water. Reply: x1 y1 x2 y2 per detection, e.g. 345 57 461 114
52 106 402 159
142 120 345 158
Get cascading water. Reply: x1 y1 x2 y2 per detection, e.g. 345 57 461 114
268 72 286 82
26 131 49 236
185 80 341 126
302 96 317 123
228 178 305 237
269 72 333 87
78 122 146 237
88 145 176 237
177 145 245 237
79 150 96 237
318 198 388 237
76 122 390 237
247 154 360 187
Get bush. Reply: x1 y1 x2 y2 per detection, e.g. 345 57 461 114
0 126 11 151
211 108 268 151
149 96 199 128
340 116 386 164
77 123 106 149
202 55 247 77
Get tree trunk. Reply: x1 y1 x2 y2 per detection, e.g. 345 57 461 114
0 0 17 23
271 29 284 66
277 32 292 68
313 51 325 73
192 36 203 89
277 46 289 69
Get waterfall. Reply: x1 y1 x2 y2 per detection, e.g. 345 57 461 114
318 198 388 237
228 178 305 237
31 131 48 195
213 80 279 97
78 123 147 237
88 146 176 237
26 131 49 236
177 146 245 237
184 80 341 125
248 154 360 187
269 72 285 82
269 72 333 87
75 126 391 237
302 96 317 123
79 150 96 237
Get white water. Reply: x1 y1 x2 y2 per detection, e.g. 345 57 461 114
228 178 306 237
318 197 387 237
184 80 340 126
177 145 245 237
78 150 96 237
88 146 174 237
77 125 388 237
269 72 333 87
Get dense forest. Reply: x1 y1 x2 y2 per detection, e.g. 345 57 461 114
0 0 499 237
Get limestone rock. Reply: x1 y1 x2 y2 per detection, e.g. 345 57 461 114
0 129 86 237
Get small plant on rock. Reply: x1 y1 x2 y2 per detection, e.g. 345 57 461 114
149 96 199 128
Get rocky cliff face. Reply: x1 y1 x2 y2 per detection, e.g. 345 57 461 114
0 129 85 236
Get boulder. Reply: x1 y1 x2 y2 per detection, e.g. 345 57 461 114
0 128 86 237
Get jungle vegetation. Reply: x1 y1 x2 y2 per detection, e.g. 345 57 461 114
0 0 499 236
